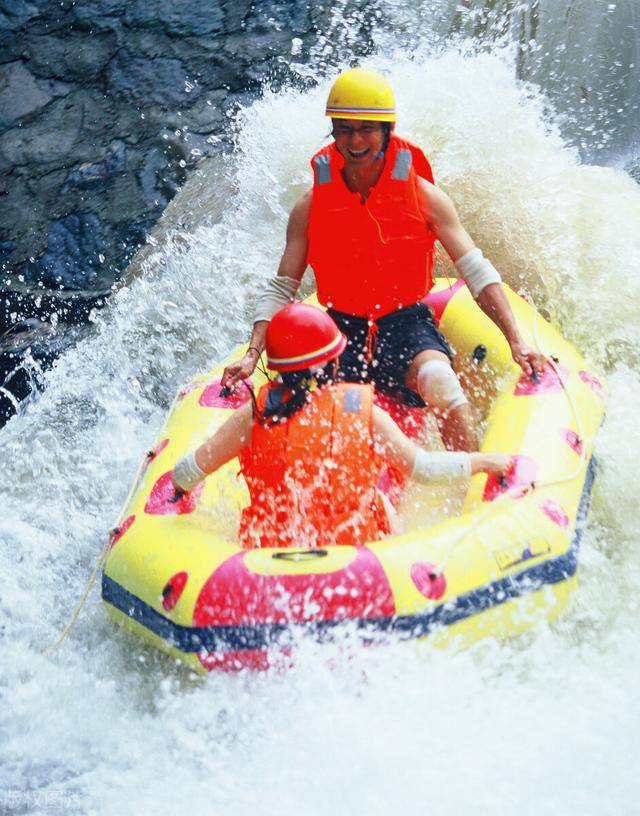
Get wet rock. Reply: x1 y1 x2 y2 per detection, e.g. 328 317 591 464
25 213 110 292
25 30 118 81
69 0 128 25
0 62 53 130
179 92 227 134
0 0 333 301
62 141 127 193
0 0 40 30
0 90 108 170
105 171 150 221
114 217 155 269
124 0 225 37
0 0 399 424
138 143 188 212
26 168 69 219
222 0 251 33
106 50 203 105
0 173 49 262
0 0 381 415
245 0 311 34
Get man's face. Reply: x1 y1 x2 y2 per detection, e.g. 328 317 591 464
332 119 386 167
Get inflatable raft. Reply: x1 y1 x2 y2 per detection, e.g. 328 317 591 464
102 280 604 672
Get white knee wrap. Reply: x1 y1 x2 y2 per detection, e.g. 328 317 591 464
416 359 467 412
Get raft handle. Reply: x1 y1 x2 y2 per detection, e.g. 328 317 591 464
472 344 487 364
272 549 329 562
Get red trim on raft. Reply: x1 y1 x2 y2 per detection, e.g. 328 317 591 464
373 392 426 506
193 548 395 626
199 649 269 672
145 472 204 515
374 392 425 439
194 548 396 671
423 280 465 326
561 428 583 456
161 571 189 612
514 361 569 396
411 562 447 600
148 438 169 461
142 438 169 475
578 370 604 398
483 455 538 502
199 378 254 409
540 500 569 528
109 514 135 550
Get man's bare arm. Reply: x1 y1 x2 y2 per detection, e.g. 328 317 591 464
417 180 545 377
222 192 312 387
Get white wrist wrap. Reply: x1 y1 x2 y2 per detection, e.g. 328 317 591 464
411 449 471 484
253 275 300 323
173 450 206 492
455 248 501 299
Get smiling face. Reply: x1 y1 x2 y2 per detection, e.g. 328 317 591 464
331 119 390 168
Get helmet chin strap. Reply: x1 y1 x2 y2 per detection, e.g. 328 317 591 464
376 124 392 160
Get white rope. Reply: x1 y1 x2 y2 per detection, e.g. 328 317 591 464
41 306 593 652
41 392 183 657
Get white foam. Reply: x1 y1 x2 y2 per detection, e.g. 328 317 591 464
1 41 639 816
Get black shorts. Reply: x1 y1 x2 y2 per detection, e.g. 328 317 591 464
328 303 453 407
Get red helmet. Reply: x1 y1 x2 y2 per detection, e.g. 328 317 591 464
266 303 347 372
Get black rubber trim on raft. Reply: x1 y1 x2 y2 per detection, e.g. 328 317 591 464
102 458 597 654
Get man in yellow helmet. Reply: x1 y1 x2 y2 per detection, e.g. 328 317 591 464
222 68 545 450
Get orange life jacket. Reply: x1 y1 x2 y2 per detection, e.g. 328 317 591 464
238 382 389 549
307 134 437 320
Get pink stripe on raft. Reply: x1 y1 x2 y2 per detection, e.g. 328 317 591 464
423 280 465 325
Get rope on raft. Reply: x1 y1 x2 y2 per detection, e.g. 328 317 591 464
432 304 589 576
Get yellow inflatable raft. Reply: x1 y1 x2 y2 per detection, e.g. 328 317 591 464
102 280 604 672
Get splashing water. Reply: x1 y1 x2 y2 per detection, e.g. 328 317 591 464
2 40 640 816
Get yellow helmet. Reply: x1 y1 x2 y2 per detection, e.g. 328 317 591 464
325 67 396 122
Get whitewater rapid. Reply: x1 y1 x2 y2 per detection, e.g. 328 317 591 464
2 43 640 816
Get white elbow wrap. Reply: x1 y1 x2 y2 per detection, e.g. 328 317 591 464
454 248 501 299
411 449 471 484
416 359 467 412
253 275 300 323
173 450 206 492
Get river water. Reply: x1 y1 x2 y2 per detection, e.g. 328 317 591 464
2 3 640 814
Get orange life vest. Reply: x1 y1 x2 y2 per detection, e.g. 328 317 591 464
238 382 389 549
307 134 437 320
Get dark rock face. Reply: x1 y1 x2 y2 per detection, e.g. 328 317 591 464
0 0 381 423
0 61 53 128
27 213 108 291
106 50 204 105
123 0 226 37
0 0 365 314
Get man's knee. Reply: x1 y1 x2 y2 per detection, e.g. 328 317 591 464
416 359 467 412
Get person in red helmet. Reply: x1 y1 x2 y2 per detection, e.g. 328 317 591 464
174 304 511 549
221 67 545 452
